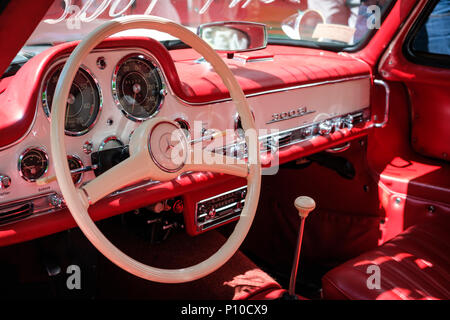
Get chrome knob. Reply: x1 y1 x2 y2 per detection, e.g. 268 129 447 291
0 175 11 189
319 120 333 135
343 114 354 130
208 208 216 218
83 141 94 155
49 194 64 208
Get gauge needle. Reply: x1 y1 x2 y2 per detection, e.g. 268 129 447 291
22 165 36 174
131 83 141 114
131 91 137 114
66 93 75 127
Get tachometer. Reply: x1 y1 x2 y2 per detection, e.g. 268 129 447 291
42 63 102 136
112 54 164 121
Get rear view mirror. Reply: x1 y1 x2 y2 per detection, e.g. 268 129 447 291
197 22 268 53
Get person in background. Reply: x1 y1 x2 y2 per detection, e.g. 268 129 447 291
307 0 360 28
413 0 450 55
307 0 389 44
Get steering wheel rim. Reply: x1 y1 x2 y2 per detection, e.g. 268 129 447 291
50 16 261 283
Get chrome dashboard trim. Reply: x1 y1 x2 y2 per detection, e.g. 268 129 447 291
214 108 369 157
109 179 160 197
0 191 58 227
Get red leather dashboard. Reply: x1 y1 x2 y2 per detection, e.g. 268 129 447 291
170 45 371 103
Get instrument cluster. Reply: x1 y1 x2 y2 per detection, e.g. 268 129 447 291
17 51 166 185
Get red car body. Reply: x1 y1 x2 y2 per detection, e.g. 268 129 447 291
0 0 448 301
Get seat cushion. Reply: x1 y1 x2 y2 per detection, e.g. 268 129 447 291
322 214 450 300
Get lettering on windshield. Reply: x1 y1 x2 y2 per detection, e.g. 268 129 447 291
44 0 277 30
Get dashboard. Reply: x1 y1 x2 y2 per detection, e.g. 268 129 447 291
0 37 373 245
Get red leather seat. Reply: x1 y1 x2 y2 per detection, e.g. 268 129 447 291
322 214 450 300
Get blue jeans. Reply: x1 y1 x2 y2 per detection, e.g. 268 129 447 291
414 0 450 55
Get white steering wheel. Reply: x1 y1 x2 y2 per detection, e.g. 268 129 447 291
50 16 261 283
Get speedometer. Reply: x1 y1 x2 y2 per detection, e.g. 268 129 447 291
42 63 102 136
112 54 164 121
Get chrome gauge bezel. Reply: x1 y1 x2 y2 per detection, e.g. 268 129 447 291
112 53 166 122
98 136 124 152
18 146 49 182
41 61 103 137
67 154 84 185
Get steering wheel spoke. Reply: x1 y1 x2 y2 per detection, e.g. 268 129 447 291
184 149 249 178
80 155 151 206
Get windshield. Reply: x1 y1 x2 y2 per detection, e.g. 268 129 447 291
26 0 393 48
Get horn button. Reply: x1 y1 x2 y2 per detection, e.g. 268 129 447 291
148 121 188 173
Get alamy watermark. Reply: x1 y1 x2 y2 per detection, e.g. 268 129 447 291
66 264 81 290
167 120 280 176
366 5 382 30
366 264 381 290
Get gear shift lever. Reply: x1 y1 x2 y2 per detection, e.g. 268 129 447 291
288 196 316 298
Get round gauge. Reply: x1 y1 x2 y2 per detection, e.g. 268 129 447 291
42 63 102 136
148 121 188 172
67 155 83 185
113 54 164 121
18 147 49 182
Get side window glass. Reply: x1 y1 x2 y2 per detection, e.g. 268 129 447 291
412 0 450 56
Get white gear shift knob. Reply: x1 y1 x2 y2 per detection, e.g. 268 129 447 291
287 195 316 298
294 196 316 218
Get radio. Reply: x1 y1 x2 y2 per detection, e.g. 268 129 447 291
195 186 247 232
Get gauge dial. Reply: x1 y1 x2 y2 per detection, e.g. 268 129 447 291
43 64 102 136
113 55 164 121
18 148 49 182
67 155 83 185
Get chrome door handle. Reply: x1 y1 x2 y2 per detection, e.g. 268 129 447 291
325 142 351 153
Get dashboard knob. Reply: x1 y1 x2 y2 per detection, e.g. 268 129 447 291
172 200 184 214
0 175 11 189
343 114 354 130
208 208 216 218
49 194 64 208
83 141 94 155
319 121 333 135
